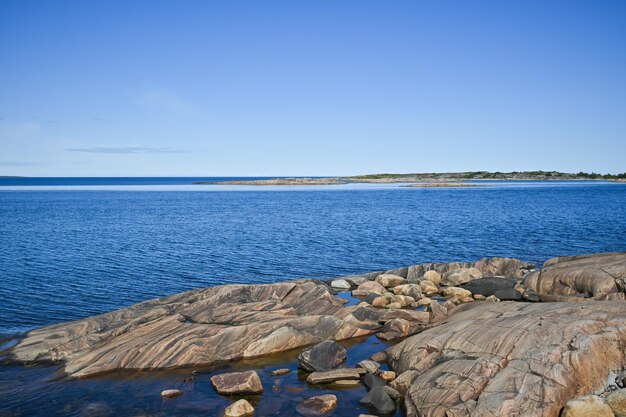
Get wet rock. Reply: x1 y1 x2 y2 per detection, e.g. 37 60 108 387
363 372 387 390
376 318 420 341
441 267 482 286
269 368 291 376
357 360 380 374
522 287 541 302
607 389 626 417
161 389 183 399
224 399 255 417
359 386 396 415
297 340 347 372
353 281 387 297
459 277 517 296
331 279 351 290
375 274 406 288
494 287 522 301
296 394 337 416
387 301 626 416
11 280 381 377
370 351 387 363
442 286 472 299
561 395 614 417
306 368 361 384
211 371 263 395
522 251 626 299
77 402 112 417
423 270 442 285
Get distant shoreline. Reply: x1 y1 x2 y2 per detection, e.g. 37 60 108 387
193 171 626 186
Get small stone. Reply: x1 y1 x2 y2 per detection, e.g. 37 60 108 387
607 389 626 417
385 302 403 309
391 294 415 307
365 293 388 307
442 286 472 299
297 340 347 372
376 318 419 340
485 295 500 302
378 370 396 382
383 385 402 402
211 371 263 395
161 389 183 399
352 281 386 297
357 360 380 374
370 351 387 363
375 274 406 288
269 368 291 376
420 280 439 296
474 294 486 300
423 270 442 285
224 399 255 417
296 394 338 416
332 379 360 386
306 368 361 384
561 395 614 417
392 284 423 299
617 370 626 388
331 279 352 290
417 297 432 307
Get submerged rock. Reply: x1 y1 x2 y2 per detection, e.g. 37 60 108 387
211 371 263 395
11 280 380 377
224 399 255 417
387 301 626 417
297 340 347 372
296 394 338 416
160 389 183 399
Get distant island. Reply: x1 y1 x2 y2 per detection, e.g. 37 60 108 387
194 170 626 185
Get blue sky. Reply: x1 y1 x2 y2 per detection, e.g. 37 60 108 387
1 1 625 176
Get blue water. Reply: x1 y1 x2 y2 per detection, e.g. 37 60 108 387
1 179 626 336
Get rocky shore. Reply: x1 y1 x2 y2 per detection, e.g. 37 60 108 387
7 251 626 416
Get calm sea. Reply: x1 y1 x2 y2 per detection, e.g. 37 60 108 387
1 178 625 335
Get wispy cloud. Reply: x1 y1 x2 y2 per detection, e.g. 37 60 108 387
0 161 44 167
135 88 193 114
66 146 188 154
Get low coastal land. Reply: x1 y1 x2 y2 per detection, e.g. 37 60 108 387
5 251 626 417
193 170 626 186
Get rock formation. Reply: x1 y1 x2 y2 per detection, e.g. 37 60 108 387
522 251 626 300
386 301 626 417
10 280 382 377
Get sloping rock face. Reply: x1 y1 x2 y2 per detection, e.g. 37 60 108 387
386 301 626 417
10 280 382 378
522 251 626 300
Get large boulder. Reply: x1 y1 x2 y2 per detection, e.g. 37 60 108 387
386 301 626 417
297 340 347 372
459 277 517 297
441 267 482 286
211 371 263 395
522 251 626 299
607 389 626 417
375 274 406 288
10 280 381 377
561 395 614 417
353 281 387 297
224 399 255 417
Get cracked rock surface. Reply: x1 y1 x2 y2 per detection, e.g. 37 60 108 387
386 301 626 417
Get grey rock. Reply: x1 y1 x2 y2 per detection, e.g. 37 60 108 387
359 386 396 415
363 373 386 391
356 360 380 374
522 287 540 302
493 288 522 301
211 371 263 395
161 389 183 399
297 340 347 372
459 277 517 296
